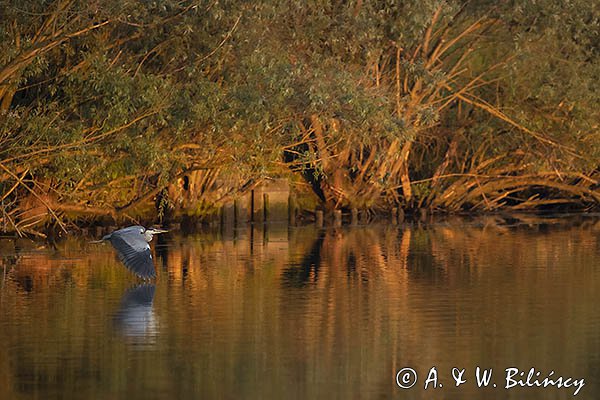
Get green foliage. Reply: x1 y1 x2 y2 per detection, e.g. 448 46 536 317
0 0 598 228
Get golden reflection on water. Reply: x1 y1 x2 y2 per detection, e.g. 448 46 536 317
1 218 600 399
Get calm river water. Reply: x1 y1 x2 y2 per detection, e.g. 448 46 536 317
1 216 599 399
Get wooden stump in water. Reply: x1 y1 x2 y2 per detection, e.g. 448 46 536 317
359 210 369 225
351 208 358 226
315 210 324 228
222 202 235 227
288 195 297 226
263 193 269 221
259 179 290 222
419 208 428 221
234 194 251 225
333 209 342 227
252 189 264 223
208 213 220 228
397 208 405 223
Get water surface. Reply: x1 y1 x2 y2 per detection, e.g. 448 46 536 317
1 216 599 399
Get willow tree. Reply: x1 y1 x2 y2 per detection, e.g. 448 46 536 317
424 0 600 211
241 1 497 211
253 0 600 212
1 0 599 236
0 0 259 235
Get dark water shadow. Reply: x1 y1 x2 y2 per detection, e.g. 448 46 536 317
113 284 158 345
281 232 325 287
155 233 170 273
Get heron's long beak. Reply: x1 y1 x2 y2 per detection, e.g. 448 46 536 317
148 228 168 234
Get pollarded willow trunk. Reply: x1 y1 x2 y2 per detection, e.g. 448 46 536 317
288 3 593 213
289 115 415 212
286 6 489 211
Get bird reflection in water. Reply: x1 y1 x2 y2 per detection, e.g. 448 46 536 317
113 284 159 345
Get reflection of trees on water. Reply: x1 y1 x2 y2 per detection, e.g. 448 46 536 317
2 218 600 398
281 232 325 287
154 234 170 272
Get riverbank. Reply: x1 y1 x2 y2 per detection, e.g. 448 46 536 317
3 207 598 245
1 1 598 240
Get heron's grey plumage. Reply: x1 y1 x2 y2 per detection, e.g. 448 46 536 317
98 225 167 279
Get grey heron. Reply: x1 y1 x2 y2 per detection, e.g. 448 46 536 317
93 226 168 279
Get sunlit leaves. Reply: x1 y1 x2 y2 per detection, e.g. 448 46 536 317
0 0 598 221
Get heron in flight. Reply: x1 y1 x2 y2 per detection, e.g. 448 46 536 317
93 226 168 279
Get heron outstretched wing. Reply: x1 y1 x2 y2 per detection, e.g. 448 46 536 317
109 227 156 279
